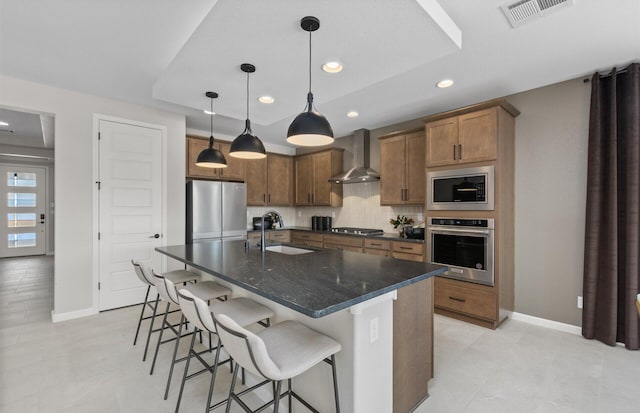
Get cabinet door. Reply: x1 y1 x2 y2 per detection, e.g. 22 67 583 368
312 151 332 206
217 141 246 181
405 131 425 205
425 118 458 167
245 156 267 206
380 135 406 205
458 108 497 164
267 155 293 206
295 155 313 206
186 137 218 179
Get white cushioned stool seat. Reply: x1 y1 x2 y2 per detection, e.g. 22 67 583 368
183 281 231 302
210 297 274 328
163 269 200 284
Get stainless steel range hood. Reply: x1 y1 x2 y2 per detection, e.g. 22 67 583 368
329 129 380 184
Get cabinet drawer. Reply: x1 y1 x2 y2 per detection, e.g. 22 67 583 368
292 240 323 249
323 234 363 248
393 252 424 262
365 248 391 257
392 242 423 255
434 278 496 321
291 231 323 243
324 243 363 253
364 239 391 250
268 231 290 242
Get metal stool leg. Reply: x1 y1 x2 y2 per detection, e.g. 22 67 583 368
205 337 223 412
288 378 292 413
331 355 341 413
225 362 241 413
273 380 282 413
143 293 160 361
133 285 151 345
150 301 171 375
175 327 198 413
164 314 186 399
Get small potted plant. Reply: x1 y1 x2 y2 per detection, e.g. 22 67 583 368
389 215 414 238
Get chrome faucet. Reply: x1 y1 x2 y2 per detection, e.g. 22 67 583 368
260 210 284 252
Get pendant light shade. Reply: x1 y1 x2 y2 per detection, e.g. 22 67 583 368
287 16 334 147
196 92 227 168
230 64 266 159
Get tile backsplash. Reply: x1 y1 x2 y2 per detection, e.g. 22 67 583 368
247 181 423 233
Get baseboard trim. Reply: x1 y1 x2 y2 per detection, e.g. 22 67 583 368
510 312 582 336
51 307 98 323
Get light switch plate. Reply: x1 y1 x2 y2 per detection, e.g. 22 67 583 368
369 317 379 343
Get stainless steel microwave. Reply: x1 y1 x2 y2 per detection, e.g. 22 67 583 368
426 165 495 211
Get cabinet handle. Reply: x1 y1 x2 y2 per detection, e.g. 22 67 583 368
312 193 314 204
405 188 409 201
449 296 466 303
268 194 271 203
370 243 382 246
400 189 404 201
453 144 457 160
458 144 463 159
263 194 266 203
399 246 413 250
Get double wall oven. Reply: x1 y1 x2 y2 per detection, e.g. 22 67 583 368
426 166 496 286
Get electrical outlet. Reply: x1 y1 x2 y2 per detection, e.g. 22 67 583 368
332 211 336 218
369 317 379 344
577 296 583 309
298 211 301 217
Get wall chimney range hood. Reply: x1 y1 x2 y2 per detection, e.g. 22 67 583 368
329 128 380 184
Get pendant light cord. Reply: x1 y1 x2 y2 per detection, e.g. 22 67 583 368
308 29 312 94
246 71 250 121
209 97 214 147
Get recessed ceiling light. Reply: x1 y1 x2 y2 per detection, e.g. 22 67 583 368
258 96 274 104
322 61 343 73
436 79 454 88
203 110 215 115
347 111 359 118
0 121 9 126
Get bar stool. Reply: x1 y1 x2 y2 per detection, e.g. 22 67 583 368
131 260 200 362
149 271 231 378
214 313 342 413
175 288 274 412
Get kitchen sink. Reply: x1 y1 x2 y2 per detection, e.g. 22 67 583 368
265 245 314 255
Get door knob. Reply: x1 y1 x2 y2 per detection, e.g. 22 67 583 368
149 234 160 239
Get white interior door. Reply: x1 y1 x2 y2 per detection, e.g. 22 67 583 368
0 166 47 258
98 120 163 311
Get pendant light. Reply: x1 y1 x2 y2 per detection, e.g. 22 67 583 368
287 16 334 147
196 91 227 168
229 63 266 159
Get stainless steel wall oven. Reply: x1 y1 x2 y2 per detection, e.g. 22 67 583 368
427 218 495 286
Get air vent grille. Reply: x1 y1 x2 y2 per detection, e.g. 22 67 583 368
501 0 573 27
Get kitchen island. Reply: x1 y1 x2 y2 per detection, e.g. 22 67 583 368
156 240 446 412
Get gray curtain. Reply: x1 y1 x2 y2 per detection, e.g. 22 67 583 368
583 63 640 350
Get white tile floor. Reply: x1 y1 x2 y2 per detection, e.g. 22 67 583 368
1 256 638 413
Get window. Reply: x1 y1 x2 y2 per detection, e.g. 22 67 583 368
8 233 36 248
7 213 36 228
7 172 36 187
7 193 36 207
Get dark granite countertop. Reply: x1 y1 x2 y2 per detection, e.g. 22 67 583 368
247 226 425 244
156 240 444 318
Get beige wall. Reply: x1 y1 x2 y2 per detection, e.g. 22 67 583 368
0 75 186 317
508 78 591 326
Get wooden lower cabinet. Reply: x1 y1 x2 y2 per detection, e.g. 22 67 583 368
267 230 290 243
394 277 433 413
364 248 391 257
392 241 424 262
434 277 498 326
291 231 323 249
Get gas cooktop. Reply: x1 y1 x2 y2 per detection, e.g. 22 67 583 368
329 227 384 235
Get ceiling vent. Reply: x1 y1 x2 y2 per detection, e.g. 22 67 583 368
501 0 574 28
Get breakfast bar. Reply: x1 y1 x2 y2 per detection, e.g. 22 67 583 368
156 240 446 412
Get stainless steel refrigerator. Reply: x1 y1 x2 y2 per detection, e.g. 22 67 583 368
186 180 247 244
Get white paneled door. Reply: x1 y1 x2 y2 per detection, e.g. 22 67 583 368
0 166 47 258
98 120 163 310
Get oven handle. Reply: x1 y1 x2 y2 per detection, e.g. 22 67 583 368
428 227 491 235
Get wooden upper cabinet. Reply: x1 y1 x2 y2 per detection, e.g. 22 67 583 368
266 154 293 206
425 117 458 167
295 155 313 206
425 106 498 167
380 135 407 205
186 136 218 179
458 108 497 164
186 136 245 181
380 131 425 206
245 157 268 205
245 154 293 206
294 149 343 207
405 131 425 204
217 141 246 181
